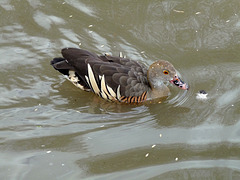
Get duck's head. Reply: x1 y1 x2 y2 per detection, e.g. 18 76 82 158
147 60 189 90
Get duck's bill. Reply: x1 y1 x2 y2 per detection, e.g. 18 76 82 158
170 75 189 90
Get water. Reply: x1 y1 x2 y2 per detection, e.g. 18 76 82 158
0 0 240 179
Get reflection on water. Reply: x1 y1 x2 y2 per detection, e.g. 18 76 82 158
0 0 240 179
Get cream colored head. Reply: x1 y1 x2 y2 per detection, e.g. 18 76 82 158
147 60 188 90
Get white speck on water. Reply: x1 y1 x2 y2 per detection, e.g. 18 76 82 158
195 12 201 15
173 9 184 13
159 134 162 137
100 45 104 47
34 108 38 111
145 153 149 157
46 151 52 154
69 15 73 18
41 144 45 148
78 43 82 46
88 24 93 27
152 145 156 148
196 49 199 51
195 30 198 32
100 125 105 127
231 104 234 107
76 110 80 113
61 163 65 166
226 20 230 23
38 103 41 106
89 31 92 33
62 2 66 5
196 93 208 100
87 137 92 140
141 51 145 54
175 157 178 161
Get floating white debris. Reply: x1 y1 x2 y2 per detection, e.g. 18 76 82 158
34 108 38 111
226 20 230 23
78 43 82 46
175 157 178 161
76 110 81 113
145 153 149 157
151 144 156 148
46 150 52 154
100 125 105 127
61 163 65 166
195 30 198 32
173 9 184 13
141 51 145 54
196 90 208 100
231 104 234 107
88 24 93 27
38 103 41 106
195 12 201 15
196 49 199 51
89 31 93 33
62 2 66 5
100 45 104 47
69 15 73 18
41 144 45 148
159 134 162 138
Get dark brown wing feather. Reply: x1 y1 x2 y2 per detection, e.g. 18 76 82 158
52 48 150 102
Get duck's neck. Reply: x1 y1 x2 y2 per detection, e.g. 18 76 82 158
147 82 170 100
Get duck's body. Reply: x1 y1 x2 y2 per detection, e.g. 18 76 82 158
51 48 188 103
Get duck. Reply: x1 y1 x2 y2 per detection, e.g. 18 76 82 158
51 48 188 103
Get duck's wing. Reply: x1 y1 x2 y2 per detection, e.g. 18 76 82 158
51 48 150 103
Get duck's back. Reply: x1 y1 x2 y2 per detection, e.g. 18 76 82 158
51 48 150 103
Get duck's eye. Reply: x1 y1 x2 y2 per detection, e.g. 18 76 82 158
163 70 169 75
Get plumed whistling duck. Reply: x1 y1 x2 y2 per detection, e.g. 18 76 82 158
51 48 188 103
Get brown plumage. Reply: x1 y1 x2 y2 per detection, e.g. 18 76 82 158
51 48 188 103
